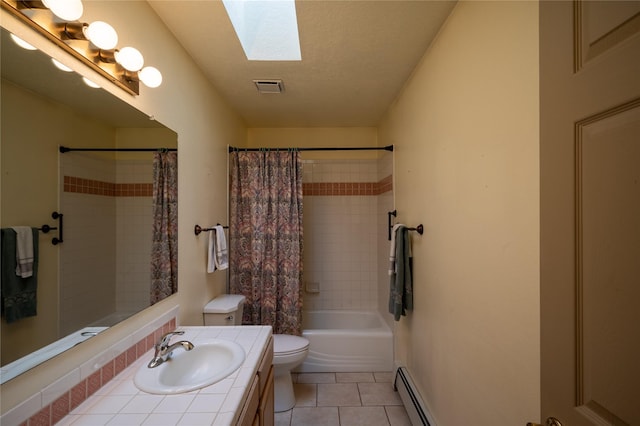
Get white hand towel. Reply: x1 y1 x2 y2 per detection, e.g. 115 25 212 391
214 225 229 270
12 226 34 278
207 230 217 273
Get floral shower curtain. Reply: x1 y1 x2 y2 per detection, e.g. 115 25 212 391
229 150 304 335
150 151 178 304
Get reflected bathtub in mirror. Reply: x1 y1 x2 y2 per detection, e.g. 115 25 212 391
0 327 107 383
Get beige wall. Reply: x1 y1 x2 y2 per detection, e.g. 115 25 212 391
1 0 244 413
248 127 379 160
378 2 540 424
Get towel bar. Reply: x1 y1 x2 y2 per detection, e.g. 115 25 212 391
387 210 423 240
37 224 57 233
51 211 63 245
410 224 424 235
194 224 229 236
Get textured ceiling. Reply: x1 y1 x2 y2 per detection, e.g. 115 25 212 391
150 0 457 127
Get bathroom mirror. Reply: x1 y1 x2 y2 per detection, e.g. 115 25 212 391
0 26 178 383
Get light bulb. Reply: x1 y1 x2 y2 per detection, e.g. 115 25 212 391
84 21 118 50
42 0 83 21
10 34 37 50
115 47 144 72
82 77 100 88
52 58 73 72
139 66 163 88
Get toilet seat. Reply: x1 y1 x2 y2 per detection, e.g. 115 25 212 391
273 334 309 357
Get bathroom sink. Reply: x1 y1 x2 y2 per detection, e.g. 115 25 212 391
134 339 245 394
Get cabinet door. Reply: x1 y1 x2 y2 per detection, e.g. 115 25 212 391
258 336 274 395
258 366 274 426
237 375 259 426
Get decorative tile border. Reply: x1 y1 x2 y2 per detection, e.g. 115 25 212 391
303 174 392 196
64 176 153 197
114 183 153 197
14 317 176 426
377 175 393 194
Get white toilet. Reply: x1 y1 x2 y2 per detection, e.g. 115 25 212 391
202 295 309 413
272 334 309 412
203 294 246 326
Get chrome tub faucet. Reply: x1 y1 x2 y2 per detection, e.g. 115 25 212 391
148 330 194 368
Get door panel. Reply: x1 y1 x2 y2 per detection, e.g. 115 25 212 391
540 1 640 425
577 101 640 425
575 1 640 70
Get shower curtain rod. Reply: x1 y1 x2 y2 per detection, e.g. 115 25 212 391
59 146 176 153
228 145 393 152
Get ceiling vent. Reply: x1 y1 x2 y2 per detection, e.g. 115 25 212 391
253 79 284 94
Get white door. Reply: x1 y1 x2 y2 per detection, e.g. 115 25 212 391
540 1 640 425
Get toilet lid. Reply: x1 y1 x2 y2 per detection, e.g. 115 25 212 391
273 334 309 356
203 294 246 314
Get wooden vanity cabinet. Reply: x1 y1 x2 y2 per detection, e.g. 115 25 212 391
237 376 259 426
257 340 274 426
237 336 274 426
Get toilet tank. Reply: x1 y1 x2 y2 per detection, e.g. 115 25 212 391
203 294 246 326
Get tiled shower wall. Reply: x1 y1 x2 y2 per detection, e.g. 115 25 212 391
115 161 154 314
376 157 395 327
59 154 153 336
302 154 393 311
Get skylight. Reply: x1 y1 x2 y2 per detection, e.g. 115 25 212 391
222 0 302 61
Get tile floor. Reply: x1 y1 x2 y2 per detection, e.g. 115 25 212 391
275 372 412 426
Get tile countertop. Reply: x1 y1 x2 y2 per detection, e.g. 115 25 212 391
58 326 272 426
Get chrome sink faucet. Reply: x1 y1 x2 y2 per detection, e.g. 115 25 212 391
148 330 194 368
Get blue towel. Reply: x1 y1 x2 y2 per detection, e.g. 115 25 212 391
389 226 413 321
1 228 39 323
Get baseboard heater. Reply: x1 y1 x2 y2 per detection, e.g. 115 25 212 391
394 367 433 426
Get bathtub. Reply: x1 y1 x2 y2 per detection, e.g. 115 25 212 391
296 310 393 373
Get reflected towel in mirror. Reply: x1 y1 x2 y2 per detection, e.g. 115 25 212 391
11 226 34 278
1 228 39 323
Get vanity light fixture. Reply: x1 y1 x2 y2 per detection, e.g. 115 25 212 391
41 0 83 21
51 57 72 72
61 20 118 50
97 49 161 88
139 66 163 88
84 21 117 49
114 46 144 72
10 33 37 50
18 0 83 21
82 76 100 88
6 0 163 94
